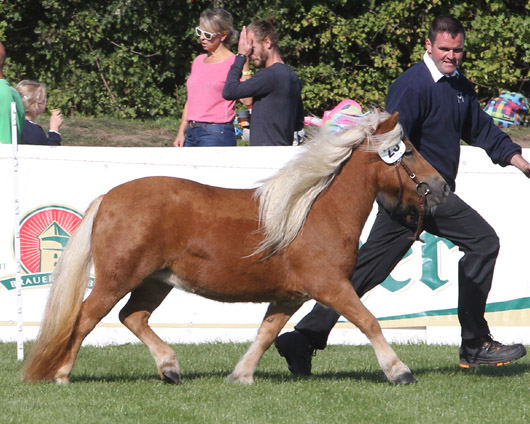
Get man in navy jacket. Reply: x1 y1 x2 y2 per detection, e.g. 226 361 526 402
276 15 530 375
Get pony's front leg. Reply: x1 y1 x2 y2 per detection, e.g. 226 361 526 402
316 280 416 384
226 300 303 384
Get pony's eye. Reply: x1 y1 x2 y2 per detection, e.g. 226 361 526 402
404 149 414 156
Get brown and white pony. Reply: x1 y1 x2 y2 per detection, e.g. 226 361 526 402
23 111 448 385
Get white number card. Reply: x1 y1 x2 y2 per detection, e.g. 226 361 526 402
378 140 406 164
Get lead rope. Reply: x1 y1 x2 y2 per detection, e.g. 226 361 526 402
397 159 431 243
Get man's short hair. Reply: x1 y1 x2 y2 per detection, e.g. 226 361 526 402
247 17 280 47
428 15 465 43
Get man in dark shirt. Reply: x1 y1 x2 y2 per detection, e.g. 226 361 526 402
222 18 304 146
275 15 530 376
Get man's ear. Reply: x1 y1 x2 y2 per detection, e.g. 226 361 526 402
425 38 432 55
264 36 273 49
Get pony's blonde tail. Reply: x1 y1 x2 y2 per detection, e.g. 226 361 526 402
23 196 103 382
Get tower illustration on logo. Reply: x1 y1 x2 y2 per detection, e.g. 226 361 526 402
18 205 83 274
37 222 71 272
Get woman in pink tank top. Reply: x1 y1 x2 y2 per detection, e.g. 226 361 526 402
173 8 251 147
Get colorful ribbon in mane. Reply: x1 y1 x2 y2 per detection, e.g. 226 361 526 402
304 99 366 133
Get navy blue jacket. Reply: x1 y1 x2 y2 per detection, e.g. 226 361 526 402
386 60 521 190
21 120 61 146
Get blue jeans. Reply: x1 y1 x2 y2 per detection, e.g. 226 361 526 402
184 123 236 147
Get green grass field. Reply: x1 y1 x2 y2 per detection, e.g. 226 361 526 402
1 341 529 423
36 115 252 147
34 115 530 148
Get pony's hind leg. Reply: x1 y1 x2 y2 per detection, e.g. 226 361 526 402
315 279 416 384
118 277 179 384
226 300 303 384
54 284 127 384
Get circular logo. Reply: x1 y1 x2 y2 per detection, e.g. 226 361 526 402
18 205 83 274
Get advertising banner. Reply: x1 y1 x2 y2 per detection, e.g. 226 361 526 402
1 145 529 347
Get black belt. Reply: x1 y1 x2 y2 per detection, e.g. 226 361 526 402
188 121 232 128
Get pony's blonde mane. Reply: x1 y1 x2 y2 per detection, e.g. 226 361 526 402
254 110 403 256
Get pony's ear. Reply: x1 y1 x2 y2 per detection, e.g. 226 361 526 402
375 111 399 134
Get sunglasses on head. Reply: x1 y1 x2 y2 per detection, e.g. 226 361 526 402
195 27 221 40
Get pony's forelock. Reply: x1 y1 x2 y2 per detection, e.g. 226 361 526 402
253 110 402 257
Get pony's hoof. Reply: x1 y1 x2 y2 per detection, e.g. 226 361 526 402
54 371 70 384
225 373 254 384
394 372 417 385
161 369 180 385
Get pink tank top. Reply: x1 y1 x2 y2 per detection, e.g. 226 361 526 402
186 54 236 123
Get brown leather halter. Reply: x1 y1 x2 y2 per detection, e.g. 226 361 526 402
394 157 432 242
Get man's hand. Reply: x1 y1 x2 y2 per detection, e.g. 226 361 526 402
510 153 530 179
238 26 253 57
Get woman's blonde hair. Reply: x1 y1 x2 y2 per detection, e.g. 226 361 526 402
16 80 46 120
200 8 238 47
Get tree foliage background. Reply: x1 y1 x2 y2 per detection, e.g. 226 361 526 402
1 0 528 119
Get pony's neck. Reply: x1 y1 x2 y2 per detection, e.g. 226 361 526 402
312 148 378 241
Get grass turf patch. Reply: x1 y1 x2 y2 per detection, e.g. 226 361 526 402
1 342 529 423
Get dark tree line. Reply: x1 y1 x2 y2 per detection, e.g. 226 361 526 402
1 0 528 118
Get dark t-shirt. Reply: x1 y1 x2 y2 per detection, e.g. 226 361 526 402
223 55 304 146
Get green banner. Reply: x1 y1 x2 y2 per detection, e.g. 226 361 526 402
0 272 54 290
0 273 94 290
376 297 530 322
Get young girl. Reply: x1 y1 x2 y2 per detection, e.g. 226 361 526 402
16 80 63 145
